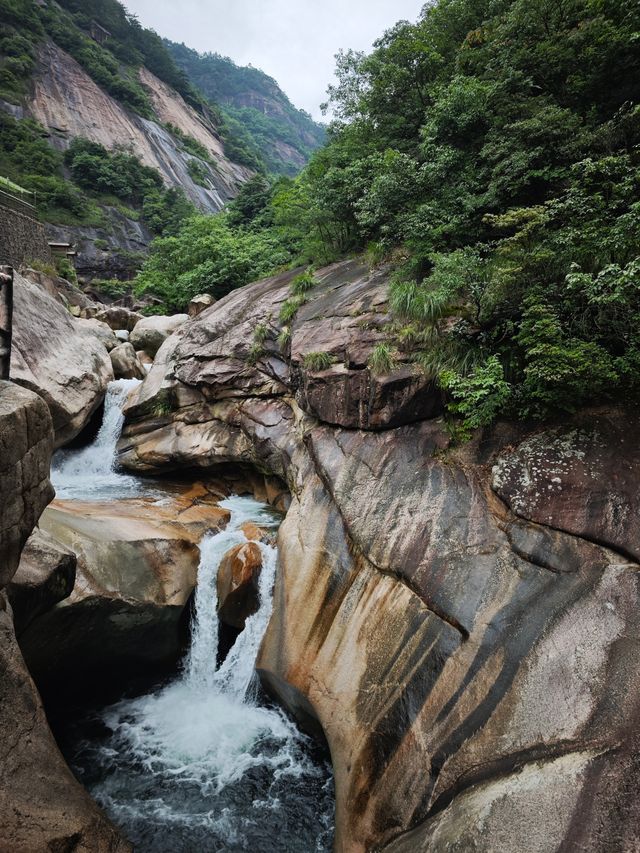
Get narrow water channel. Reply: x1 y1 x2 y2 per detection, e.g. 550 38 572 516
49 381 334 852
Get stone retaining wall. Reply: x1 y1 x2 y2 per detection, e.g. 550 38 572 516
0 203 52 268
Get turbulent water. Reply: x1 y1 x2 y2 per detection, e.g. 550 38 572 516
51 378 148 500
55 395 335 853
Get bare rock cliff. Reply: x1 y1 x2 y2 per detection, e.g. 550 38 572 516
29 41 252 214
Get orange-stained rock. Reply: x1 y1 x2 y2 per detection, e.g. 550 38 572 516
239 521 268 543
216 541 262 630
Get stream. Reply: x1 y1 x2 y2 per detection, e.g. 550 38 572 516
49 380 334 852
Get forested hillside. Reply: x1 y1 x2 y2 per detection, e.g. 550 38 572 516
137 0 640 432
166 41 326 176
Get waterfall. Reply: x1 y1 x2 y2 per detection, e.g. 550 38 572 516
71 495 334 851
185 495 276 692
51 378 144 500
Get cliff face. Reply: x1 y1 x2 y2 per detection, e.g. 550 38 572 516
117 261 640 852
29 42 251 213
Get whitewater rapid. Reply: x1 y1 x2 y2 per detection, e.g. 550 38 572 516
51 378 146 500
69 496 333 850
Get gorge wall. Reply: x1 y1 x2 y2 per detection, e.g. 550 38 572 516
118 260 640 852
0 380 128 851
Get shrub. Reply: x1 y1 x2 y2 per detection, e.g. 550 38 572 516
440 356 512 440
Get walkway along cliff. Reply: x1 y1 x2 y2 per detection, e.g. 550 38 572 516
117 260 640 852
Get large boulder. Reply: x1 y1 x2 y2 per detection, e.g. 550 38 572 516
109 342 146 380
20 267 95 311
129 314 189 357
7 528 76 635
0 381 54 588
216 541 262 629
95 305 143 332
76 318 119 352
117 260 640 852
11 272 114 447
22 493 230 696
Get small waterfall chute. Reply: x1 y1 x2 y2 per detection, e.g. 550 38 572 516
51 378 145 500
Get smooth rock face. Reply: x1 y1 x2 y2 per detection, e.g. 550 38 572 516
0 383 127 850
118 260 640 852
129 314 189 357
0 381 54 588
188 293 216 318
21 495 230 694
109 342 146 380
216 541 262 629
10 272 114 447
8 528 76 635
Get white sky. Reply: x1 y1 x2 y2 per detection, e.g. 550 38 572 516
123 0 426 120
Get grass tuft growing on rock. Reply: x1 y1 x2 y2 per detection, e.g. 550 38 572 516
290 270 315 295
302 351 334 371
368 343 398 376
279 294 306 324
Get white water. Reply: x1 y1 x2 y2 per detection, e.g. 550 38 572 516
51 379 148 500
71 497 333 851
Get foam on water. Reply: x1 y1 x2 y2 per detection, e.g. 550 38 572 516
68 497 334 851
51 378 146 500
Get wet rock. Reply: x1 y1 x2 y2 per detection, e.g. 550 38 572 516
130 314 189 357
240 521 271 543
11 271 114 447
217 541 262 630
21 495 230 695
109 342 146 380
8 528 76 634
0 381 54 588
0 595 131 852
188 293 216 317
95 306 143 332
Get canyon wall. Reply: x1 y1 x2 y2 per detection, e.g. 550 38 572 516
0 380 129 851
118 261 640 852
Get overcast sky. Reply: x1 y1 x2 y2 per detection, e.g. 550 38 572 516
123 0 426 120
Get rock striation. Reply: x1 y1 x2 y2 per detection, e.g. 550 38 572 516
118 259 640 852
11 271 113 447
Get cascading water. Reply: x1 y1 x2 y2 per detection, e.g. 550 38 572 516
51 378 146 500
65 497 334 852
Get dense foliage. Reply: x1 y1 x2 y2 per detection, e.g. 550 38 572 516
213 0 639 429
166 41 326 176
0 110 194 234
133 214 293 312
